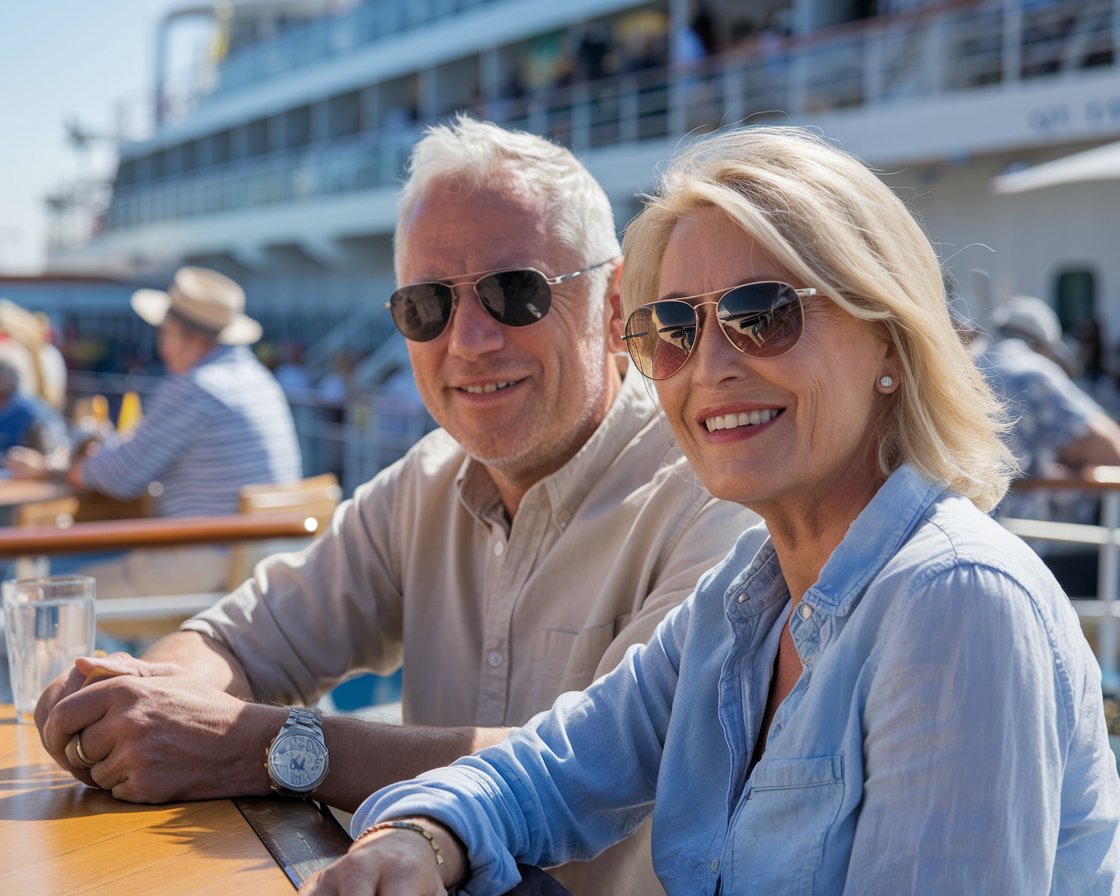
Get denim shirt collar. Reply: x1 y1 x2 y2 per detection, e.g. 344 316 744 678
809 464 946 617
726 464 947 626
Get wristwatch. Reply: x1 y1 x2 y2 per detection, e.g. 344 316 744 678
265 707 329 797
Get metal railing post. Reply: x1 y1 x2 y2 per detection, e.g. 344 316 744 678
1100 491 1120 691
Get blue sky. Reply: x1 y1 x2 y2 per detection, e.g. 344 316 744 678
0 1 201 273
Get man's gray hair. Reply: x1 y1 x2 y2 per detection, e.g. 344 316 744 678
395 114 620 284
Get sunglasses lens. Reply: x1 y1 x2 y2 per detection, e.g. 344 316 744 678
390 283 454 342
719 282 803 358
477 269 551 327
624 300 697 380
392 269 553 341
625 283 806 379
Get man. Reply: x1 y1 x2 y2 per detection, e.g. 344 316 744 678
35 117 754 894
10 266 302 598
0 359 68 458
975 294 1120 595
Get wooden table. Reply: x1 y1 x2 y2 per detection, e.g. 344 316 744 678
0 706 295 895
0 478 70 510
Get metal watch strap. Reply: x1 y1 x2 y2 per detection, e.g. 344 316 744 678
281 707 323 737
267 707 326 796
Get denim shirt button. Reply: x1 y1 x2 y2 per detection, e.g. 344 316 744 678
737 592 747 603
799 603 813 620
710 859 719 872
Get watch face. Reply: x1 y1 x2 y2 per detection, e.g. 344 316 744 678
269 732 329 792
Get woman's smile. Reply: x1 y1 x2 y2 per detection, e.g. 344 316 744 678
701 407 782 433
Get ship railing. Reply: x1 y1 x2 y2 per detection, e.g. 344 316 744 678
100 0 1120 235
208 0 504 100
197 0 1119 113
999 467 1120 693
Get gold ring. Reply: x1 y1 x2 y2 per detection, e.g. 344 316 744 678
73 733 95 769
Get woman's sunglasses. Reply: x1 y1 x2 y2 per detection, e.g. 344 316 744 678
387 258 616 342
623 281 818 380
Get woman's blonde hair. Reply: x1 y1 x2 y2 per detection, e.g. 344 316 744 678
622 126 1015 511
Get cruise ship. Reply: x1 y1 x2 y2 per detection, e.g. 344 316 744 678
36 0 1120 356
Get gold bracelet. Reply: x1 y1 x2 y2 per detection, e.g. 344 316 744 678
356 820 444 865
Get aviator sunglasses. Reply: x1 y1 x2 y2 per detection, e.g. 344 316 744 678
387 258 616 342
623 280 818 380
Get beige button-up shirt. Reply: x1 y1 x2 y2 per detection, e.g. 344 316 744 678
186 363 757 893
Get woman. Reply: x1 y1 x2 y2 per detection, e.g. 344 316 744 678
303 127 1120 894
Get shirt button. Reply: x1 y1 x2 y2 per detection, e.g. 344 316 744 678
710 859 719 872
493 541 505 557
487 651 503 668
799 603 813 620
737 592 746 603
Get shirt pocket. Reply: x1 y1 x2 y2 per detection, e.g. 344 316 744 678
731 754 845 895
532 619 620 712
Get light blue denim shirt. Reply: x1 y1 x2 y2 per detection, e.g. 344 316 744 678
354 465 1120 894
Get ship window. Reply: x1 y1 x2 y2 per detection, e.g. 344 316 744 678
1053 268 1096 333
327 90 361 139
116 159 135 188
181 140 198 173
285 105 313 149
246 118 269 157
211 130 232 166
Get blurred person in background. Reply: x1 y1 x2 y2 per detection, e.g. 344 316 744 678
973 293 1120 597
32 116 754 896
8 267 302 600
0 298 68 411
0 359 68 460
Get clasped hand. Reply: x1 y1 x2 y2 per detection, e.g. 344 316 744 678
35 651 262 803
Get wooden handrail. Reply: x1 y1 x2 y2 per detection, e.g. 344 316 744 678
0 512 318 558
1012 465 1120 493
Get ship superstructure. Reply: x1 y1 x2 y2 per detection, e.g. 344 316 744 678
44 0 1120 345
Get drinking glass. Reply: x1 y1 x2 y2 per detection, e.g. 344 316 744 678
3 575 95 723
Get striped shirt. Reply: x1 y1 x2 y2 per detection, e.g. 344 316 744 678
82 345 302 518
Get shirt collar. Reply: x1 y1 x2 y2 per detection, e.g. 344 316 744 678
728 464 947 621
186 343 235 374
808 464 946 616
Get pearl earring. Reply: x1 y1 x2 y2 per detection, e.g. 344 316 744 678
879 375 894 390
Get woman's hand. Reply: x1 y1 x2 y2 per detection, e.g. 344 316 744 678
300 818 467 895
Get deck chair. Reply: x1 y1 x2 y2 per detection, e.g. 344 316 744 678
225 473 342 591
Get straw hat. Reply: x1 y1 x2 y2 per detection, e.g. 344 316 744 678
130 267 262 345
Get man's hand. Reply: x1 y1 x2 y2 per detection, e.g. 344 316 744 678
300 818 467 895
34 650 150 783
35 652 285 803
5 446 48 479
